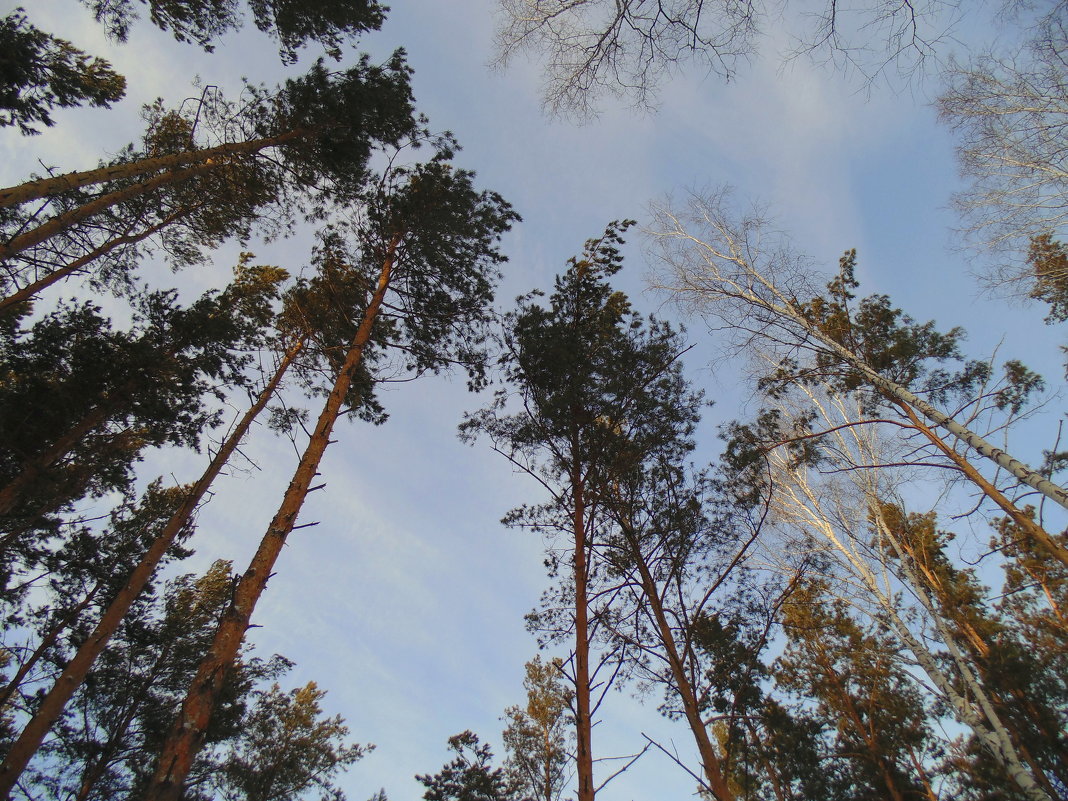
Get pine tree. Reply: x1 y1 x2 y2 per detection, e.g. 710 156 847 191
145 150 516 801
464 222 716 801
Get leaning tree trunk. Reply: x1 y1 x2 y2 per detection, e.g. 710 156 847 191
0 206 195 315
143 240 399 801
0 129 310 209
766 290 1068 511
891 398 1068 568
623 531 734 801
0 163 218 261
0 342 301 799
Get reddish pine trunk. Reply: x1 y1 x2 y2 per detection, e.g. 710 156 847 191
0 164 217 261
144 242 399 801
625 536 734 801
572 467 595 801
0 129 310 209
0 344 299 798
0 206 194 315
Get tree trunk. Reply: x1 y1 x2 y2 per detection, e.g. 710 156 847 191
892 398 1068 567
0 582 102 709
0 401 113 518
571 466 595 801
0 206 194 315
790 302 1068 510
143 241 399 801
0 163 218 261
0 343 299 799
623 530 734 800
0 129 310 209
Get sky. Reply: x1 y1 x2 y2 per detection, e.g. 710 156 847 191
4 1 1067 800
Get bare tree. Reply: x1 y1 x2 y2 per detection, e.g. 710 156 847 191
493 0 959 118
939 6 1068 288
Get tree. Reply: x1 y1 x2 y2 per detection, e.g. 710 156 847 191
494 0 959 117
26 560 292 801
501 656 572 801
213 682 370 801
417 731 517 801
648 190 1068 549
594 420 772 799
727 374 1054 800
0 0 386 133
879 505 1068 797
939 8 1068 285
0 9 125 135
78 0 386 63
464 222 706 801
0 260 287 796
0 262 285 535
0 53 419 305
145 150 516 801
776 580 941 801
0 227 409 794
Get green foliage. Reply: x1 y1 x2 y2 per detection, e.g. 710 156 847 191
417 731 518 801
0 10 125 135
358 155 519 391
775 249 996 414
463 220 696 501
81 0 385 63
214 682 370 801
0 262 284 532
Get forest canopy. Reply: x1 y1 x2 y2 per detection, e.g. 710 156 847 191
0 1 1066 800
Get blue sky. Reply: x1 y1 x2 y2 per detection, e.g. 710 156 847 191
5 1 1066 799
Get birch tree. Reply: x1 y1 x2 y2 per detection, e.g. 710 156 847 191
939 6 1068 284
725 369 1057 799
648 190 1068 553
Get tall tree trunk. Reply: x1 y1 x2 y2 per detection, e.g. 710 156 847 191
0 129 310 209
571 465 595 801
144 241 399 801
0 343 299 799
622 530 734 800
0 164 218 261
0 206 195 315
891 398 1068 567
779 297 1068 509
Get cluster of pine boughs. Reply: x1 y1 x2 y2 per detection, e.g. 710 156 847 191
1 2 1067 801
